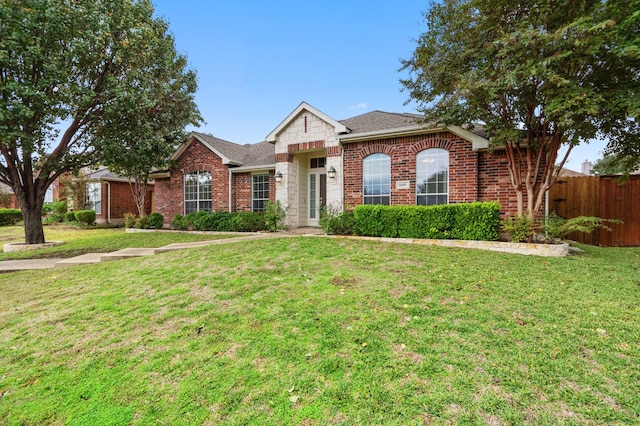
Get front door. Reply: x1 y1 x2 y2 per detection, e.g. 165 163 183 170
308 171 326 227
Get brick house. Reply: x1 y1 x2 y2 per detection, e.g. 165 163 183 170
85 168 154 223
153 102 520 228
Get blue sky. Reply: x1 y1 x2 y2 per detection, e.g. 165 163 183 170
152 0 604 172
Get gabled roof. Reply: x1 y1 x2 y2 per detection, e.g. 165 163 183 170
265 102 349 143
337 110 489 151
174 132 275 169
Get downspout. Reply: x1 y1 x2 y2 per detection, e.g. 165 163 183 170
228 168 232 212
340 142 345 213
106 180 111 223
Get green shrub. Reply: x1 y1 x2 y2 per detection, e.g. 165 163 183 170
74 210 96 225
501 211 534 242
321 205 356 235
231 212 266 232
147 212 165 229
0 208 22 226
64 211 77 222
42 200 67 216
354 202 501 241
171 211 266 232
171 214 184 230
540 213 622 240
124 212 137 228
264 201 286 232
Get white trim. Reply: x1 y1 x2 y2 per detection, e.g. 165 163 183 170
339 125 489 151
265 102 349 143
229 164 276 173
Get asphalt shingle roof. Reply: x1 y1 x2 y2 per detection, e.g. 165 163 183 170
192 132 275 167
338 111 422 134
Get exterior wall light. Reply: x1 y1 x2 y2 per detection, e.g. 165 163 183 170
275 171 283 182
327 166 337 179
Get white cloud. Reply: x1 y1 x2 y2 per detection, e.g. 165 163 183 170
349 103 367 111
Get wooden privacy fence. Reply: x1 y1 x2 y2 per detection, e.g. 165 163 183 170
549 175 640 246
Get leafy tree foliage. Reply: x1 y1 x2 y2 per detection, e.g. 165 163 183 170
401 0 640 215
591 153 640 177
0 0 201 243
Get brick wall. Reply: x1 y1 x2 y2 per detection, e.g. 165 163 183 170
232 171 276 212
154 139 230 222
94 180 154 222
342 132 480 210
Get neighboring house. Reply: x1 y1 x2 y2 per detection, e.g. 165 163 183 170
85 167 154 223
558 167 587 177
153 102 524 228
0 182 18 209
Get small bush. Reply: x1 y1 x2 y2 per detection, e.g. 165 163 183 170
147 212 165 229
124 213 137 228
0 208 22 226
264 201 286 232
64 211 77 222
354 202 501 241
171 214 185 230
540 213 622 241
42 200 67 216
501 211 534 242
74 210 96 225
321 205 356 235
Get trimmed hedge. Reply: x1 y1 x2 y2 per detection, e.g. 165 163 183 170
0 208 22 226
172 211 266 232
353 202 501 241
74 210 96 225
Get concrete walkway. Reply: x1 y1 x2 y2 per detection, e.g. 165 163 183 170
0 230 321 273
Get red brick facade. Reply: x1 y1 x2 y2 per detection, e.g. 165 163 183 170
154 139 276 223
342 131 520 215
95 180 153 222
231 171 276 212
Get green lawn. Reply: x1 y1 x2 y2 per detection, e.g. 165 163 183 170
1 237 638 425
0 225 243 260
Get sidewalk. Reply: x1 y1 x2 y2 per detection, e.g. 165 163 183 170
0 230 322 273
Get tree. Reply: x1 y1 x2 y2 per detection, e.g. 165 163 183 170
591 153 639 177
401 0 640 216
0 0 201 243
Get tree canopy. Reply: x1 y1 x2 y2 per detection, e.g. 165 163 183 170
401 0 640 215
0 0 201 243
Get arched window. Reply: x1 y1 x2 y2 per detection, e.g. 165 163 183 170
184 170 212 214
363 153 391 205
416 148 449 206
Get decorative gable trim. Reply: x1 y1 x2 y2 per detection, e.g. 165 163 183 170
265 102 349 143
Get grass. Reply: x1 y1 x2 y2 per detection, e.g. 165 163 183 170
0 237 639 425
0 225 244 260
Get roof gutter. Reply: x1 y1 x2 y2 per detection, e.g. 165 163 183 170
228 164 276 173
338 125 489 151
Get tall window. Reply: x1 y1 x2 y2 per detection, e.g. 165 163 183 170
252 173 269 212
86 182 102 214
363 153 391 205
416 148 449 206
184 170 212 214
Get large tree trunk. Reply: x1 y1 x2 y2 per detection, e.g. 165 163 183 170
14 178 48 244
22 206 45 244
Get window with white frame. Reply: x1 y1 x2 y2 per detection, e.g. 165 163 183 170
363 153 391 205
252 173 269 212
86 182 102 214
184 170 212 214
416 148 449 206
